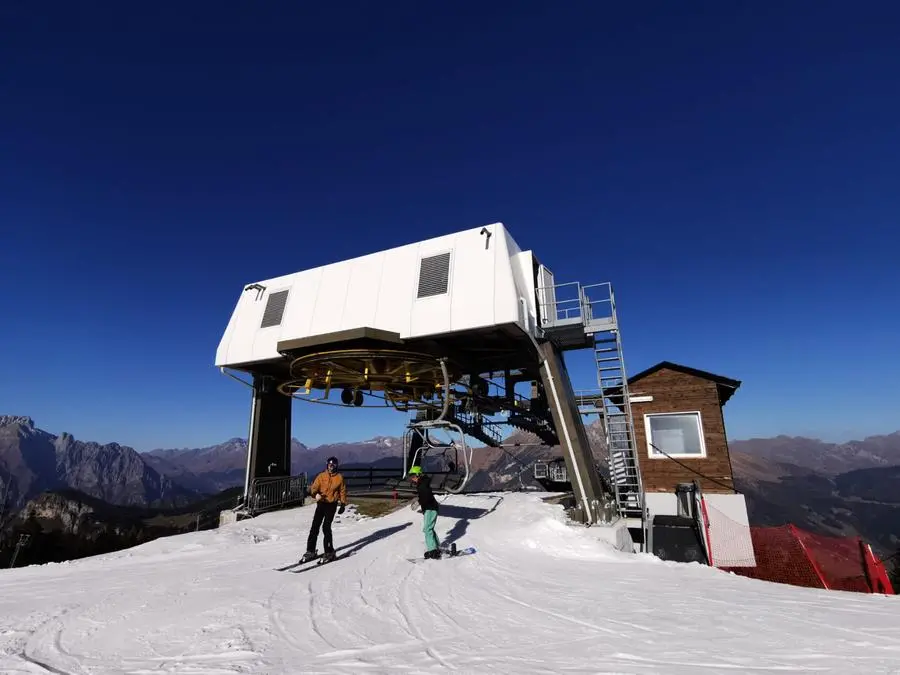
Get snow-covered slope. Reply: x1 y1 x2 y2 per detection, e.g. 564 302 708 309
1 493 898 674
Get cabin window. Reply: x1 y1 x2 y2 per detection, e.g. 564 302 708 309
416 251 451 298
260 289 290 328
644 412 706 459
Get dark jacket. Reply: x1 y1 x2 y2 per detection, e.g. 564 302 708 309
416 474 439 512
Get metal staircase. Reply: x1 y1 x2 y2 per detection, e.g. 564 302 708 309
446 405 503 447
505 412 558 445
592 331 645 524
537 281 646 533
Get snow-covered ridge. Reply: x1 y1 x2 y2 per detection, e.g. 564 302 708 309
0 492 898 674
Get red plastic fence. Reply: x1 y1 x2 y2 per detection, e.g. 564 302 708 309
861 542 895 595
722 524 894 594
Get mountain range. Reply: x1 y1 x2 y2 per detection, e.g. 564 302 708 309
141 436 403 494
729 433 900 555
2 414 898 557
0 415 197 518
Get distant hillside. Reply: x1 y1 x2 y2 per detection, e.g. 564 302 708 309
730 432 900 476
734 465 900 556
142 436 403 494
143 437 310 493
0 486 242 569
730 432 900 556
0 416 198 517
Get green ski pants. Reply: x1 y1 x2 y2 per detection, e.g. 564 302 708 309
423 509 439 551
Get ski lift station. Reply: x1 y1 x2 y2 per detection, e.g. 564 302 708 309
216 222 755 560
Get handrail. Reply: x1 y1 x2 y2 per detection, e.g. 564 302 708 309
246 473 307 516
534 280 617 329
341 467 407 493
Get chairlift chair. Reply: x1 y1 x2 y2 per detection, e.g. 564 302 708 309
402 420 472 494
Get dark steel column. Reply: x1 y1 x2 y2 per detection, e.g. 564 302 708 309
243 374 292 499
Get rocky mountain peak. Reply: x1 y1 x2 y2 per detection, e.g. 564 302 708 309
366 436 398 448
0 417 199 515
0 415 36 429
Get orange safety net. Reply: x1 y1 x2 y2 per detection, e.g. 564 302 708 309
722 524 894 594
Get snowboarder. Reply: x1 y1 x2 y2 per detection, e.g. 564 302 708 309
408 465 441 559
300 456 347 563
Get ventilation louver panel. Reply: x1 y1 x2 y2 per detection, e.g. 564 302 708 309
260 289 289 328
417 252 451 298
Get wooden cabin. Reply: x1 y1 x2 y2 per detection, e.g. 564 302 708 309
624 361 754 566
626 361 741 495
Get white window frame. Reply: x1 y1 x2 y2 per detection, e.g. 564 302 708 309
644 411 707 459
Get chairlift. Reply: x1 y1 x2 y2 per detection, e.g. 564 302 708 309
402 420 472 494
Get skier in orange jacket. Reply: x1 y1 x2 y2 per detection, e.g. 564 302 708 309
300 456 347 563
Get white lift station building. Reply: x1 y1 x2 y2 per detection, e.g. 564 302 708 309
215 222 754 563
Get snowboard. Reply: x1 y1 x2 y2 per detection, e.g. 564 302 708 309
406 546 476 564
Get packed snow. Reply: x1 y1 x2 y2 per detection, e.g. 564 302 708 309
1 492 898 674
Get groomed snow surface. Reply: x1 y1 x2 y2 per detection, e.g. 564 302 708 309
1 493 899 675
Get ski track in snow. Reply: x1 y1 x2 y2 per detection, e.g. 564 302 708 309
0 492 898 674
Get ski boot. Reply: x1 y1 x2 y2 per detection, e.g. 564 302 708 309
299 549 318 564
319 549 337 564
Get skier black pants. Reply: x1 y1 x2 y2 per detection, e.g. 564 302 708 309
307 500 339 553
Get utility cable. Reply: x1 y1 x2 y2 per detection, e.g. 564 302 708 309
645 440 736 492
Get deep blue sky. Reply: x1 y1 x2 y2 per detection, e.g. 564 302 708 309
1 2 898 451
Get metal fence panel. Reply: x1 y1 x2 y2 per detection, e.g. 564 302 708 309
247 474 307 515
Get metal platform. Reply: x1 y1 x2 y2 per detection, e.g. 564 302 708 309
536 281 619 350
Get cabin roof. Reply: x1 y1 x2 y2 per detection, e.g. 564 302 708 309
628 360 742 406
